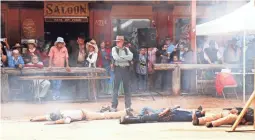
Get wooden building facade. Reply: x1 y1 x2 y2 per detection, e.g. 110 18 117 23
0 1 244 46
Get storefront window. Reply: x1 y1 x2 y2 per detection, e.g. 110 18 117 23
112 19 150 48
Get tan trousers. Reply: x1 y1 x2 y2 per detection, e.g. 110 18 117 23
199 111 238 127
82 110 126 121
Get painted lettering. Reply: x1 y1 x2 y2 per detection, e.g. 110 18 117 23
54 6 60 14
44 2 88 16
46 4 53 14
74 6 79 14
67 7 73 14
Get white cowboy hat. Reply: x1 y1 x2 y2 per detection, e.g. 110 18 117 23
27 39 37 47
54 37 65 46
86 39 98 53
113 36 124 42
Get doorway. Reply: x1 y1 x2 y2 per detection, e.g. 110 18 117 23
44 22 89 45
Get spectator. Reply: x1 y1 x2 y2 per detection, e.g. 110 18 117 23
179 45 185 62
25 55 51 101
136 48 147 91
156 44 170 91
126 42 139 93
183 46 193 64
182 46 193 93
98 41 114 94
69 35 87 67
24 39 42 64
197 47 206 64
223 39 241 64
165 37 175 54
148 47 157 91
8 49 24 68
246 38 255 69
170 48 180 63
12 43 23 55
85 39 98 68
0 39 10 67
170 55 182 64
25 55 44 68
48 37 70 100
204 40 218 64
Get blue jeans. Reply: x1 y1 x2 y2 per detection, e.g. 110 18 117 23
170 109 193 122
52 80 62 97
139 107 165 116
139 107 193 122
106 66 114 84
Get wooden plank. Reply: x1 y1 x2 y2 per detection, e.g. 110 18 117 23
1 73 9 103
253 99 255 129
229 91 255 131
154 64 239 70
172 66 180 95
19 76 110 80
1 67 106 75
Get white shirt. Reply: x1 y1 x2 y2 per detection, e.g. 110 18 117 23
77 51 86 62
86 51 98 68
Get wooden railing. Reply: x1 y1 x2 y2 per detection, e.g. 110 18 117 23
1 67 107 102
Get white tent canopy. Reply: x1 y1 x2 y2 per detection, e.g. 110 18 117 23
196 1 255 36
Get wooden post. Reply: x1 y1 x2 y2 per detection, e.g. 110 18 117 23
172 65 181 95
191 0 197 63
1 73 9 103
253 99 255 129
229 91 255 131
254 59 255 128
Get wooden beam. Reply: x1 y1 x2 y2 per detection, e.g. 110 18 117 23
229 91 255 131
191 0 197 63
154 64 240 70
1 67 106 75
19 76 110 80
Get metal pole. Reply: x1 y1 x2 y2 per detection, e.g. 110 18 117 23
243 31 246 103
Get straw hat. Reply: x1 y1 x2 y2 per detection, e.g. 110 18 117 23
86 39 98 53
54 37 65 46
27 39 37 47
113 36 124 42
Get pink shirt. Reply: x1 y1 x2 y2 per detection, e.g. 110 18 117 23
48 46 69 67
148 48 157 64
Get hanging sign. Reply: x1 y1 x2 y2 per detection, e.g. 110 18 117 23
44 2 89 17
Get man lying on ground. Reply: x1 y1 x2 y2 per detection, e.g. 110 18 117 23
30 108 132 125
119 106 205 124
192 107 254 128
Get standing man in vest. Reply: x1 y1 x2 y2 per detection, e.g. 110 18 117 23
111 36 133 112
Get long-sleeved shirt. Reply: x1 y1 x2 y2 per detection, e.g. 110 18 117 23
112 46 133 67
8 55 24 68
86 51 98 68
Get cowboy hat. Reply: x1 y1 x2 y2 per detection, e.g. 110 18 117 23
86 39 98 53
54 37 65 46
113 36 124 42
27 39 37 47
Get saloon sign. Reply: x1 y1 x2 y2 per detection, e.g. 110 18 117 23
44 2 89 17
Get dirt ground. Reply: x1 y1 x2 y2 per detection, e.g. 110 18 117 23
1 96 254 140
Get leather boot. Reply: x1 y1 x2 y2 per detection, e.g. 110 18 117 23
119 116 145 124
